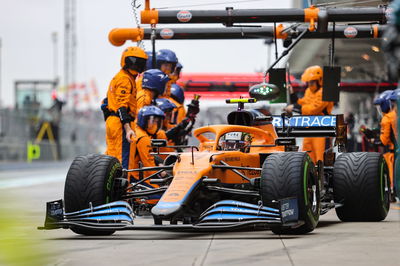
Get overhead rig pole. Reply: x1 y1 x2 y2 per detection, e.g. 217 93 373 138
107 2 387 47
108 1 387 47
142 25 385 40
140 6 387 26
108 25 385 47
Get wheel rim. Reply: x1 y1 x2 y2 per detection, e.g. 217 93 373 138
106 162 121 203
380 161 390 210
304 160 318 215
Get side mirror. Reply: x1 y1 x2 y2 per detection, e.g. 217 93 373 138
151 139 167 147
249 83 280 101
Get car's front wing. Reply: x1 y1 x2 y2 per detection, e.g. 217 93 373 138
38 198 302 233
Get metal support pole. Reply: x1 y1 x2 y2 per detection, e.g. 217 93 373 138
0 38 2 107
52 32 58 80
265 29 309 76
331 22 335 67
64 0 70 103
151 25 156 68
147 8 387 24
273 22 278 60
142 25 385 40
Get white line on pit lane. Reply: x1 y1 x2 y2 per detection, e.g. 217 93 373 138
0 174 65 189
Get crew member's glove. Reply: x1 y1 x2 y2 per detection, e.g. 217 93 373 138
186 95 201 118
100 98 111 121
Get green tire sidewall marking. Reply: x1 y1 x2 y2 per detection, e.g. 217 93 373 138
106 162 120 203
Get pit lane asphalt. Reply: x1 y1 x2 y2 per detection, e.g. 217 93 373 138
1 163 399 266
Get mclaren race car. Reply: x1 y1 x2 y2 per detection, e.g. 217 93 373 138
40 94 390 236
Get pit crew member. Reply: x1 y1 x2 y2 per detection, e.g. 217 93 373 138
284 65 334 163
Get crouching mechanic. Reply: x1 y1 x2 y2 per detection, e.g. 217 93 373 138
137 69 170 111
284 65 334 164
155 98 177 131
167 84 187 128
155 98 195 147
156 49 179 97
169 62 183 84
104 46 148 169
132 106 168 184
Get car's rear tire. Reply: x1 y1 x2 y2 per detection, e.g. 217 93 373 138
333 152 390 221
260 152 320 234
64 154 123 235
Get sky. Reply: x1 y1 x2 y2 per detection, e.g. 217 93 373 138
0 0 293 107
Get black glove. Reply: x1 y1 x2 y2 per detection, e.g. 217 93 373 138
165 117 191 141
100 98 111 121
118 107 132 125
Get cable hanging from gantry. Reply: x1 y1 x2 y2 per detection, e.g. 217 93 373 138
131 0 145 48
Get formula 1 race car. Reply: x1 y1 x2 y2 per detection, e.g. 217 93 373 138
39 92 391 236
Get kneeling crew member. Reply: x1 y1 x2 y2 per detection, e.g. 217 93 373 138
155 98 193 146
155 49 179 97
167 84 187 128
136 69 170 111
132 106 167 183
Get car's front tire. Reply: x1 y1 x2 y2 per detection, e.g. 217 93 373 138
260 152 320 234
64 154 123 235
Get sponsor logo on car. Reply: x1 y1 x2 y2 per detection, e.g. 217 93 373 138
272 116 336 127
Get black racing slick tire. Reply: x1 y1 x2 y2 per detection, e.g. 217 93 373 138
333 152 390 222
64 154 123 235
260 152 320 235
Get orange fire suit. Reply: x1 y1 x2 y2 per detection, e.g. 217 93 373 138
105 69 137 169
167 96 187 130
136 75 154 112
380 109 397 189
130 125 160 184
129 126 163 205
296 87 334 163
154 129 175 158
163 80 174 98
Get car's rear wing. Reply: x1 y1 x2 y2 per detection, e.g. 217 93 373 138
273 114 344 136
273 114 347 153
273 114 347 142
227 110 346 150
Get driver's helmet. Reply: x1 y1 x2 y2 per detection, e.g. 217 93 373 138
218 132 252 152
